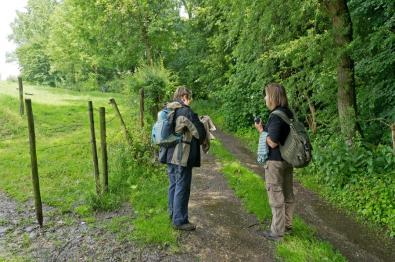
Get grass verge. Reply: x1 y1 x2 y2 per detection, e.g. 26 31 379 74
209 133 346 261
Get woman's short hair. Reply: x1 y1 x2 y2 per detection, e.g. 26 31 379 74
173 86 192 100
264 83 289 109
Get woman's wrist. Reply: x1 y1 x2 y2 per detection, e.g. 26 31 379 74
255 123 264 133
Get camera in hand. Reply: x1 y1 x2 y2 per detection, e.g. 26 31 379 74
254 116 261 124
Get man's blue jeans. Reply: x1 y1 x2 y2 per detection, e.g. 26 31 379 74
167 163 192 226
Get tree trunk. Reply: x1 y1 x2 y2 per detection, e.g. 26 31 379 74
181 0 192 19
322 0 357 144
304 93 317 134
140 20 153 65
135 1 153 65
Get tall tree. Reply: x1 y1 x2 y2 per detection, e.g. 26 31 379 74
47 0 179 86
322 0 358 144
11 0 180 87
10 0 58 85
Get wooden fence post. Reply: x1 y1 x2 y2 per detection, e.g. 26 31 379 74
140 88 144 128
18 77 24 116
109 98 132 146
25 99 43 227
99 107 108 193
88 101 101 195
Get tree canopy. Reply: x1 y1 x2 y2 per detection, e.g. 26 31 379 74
10 0 395 144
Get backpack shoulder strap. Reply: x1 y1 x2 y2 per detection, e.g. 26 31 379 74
271 110 292 125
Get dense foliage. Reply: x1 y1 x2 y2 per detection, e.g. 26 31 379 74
9 0 395 236
10 0 57 85
298 135 395 236
129 63 175 118
349 0 395 143
11 0 180 88
12 0 393 139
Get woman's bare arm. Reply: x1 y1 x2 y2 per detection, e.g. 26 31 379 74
266 136 278 148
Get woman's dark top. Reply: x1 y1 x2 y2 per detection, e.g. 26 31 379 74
263 106 293 161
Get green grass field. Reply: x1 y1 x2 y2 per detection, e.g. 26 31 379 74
0 81 127 209
0 81 177 248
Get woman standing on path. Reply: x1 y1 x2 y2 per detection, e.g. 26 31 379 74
159 86 206 231
255 83 295 241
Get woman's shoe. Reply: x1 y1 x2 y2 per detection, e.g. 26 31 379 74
173 222 196 231
262 230 283 241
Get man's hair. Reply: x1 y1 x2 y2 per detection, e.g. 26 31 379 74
173 86 192 100
264 83 289 109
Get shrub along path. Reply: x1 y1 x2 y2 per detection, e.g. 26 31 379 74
213 128 395 262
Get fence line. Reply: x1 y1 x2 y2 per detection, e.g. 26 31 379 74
35 116 117 133
1 133 29 141
1 123 120 143
2 117 118 142
36 142 90 152
36 123 85 132
3 95 132 205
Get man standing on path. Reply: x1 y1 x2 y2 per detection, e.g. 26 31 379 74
160 86 206 231
255 83 295 241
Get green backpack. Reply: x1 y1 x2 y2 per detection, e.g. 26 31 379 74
271 110 312 168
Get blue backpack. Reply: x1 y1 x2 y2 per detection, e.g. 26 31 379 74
151 107 181 147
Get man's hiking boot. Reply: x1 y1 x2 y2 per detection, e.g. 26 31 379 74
262 230 283 241
173 222 196 231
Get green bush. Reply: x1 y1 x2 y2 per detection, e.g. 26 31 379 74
105 73 134 93
298 135 395 236
128 63 175 119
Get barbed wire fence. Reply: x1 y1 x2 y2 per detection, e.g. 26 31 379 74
2 90 132 226
3 78 138 226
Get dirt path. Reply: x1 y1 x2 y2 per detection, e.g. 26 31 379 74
180 153 276 261
214 129 395 262
0 191 193 261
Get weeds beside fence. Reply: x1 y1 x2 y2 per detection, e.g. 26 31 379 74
0 83 177 246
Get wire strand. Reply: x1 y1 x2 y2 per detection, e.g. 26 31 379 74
36 142 90 152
